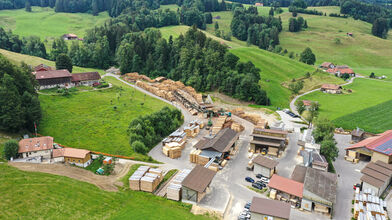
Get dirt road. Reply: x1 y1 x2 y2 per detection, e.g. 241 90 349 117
9 162 133 192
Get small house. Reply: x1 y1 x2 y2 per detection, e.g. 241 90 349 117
181 165 216 203
302 100 313 110
250 197 291 220
18 136 54 159
35 69 72 90
103 157 113 165
62 33 78 40
71 72 101 86
320 62 335 69
268 174 303 206
351 128 365 143
52 148 92 167
252 155 278 178
320 84 342 94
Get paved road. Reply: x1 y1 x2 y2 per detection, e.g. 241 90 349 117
289 76 357 115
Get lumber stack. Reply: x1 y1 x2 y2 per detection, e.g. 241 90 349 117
163 142 182 159
140 176 159 192
231 108 267 126
167 183 182 201
149 168 164 181
171 169 191 185
231 122 244 132
196 155 210 166
189 149 201 163
129 166 150 190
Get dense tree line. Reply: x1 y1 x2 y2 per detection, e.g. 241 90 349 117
227 0 292 7
128 107 182 154
289 16 307 32
0 54 41 132
0 28 47 58
231 6 282 50
329 13 348 18
117 27 270 104
340 0 391 38
289 6 323 15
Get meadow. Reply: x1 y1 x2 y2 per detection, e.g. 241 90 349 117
0 163 210 220
0 7 109 40
299 78 392 133
38 76 170 160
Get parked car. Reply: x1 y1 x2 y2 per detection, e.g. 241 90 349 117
256 173 264 179
260 177 269 182
353 183 361 190
238 211 250 220
256 181 266 187
244 202 251 209
252 182 263 190
245 177 255 183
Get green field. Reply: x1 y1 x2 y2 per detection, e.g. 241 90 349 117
0 163 210 220
0 7 109 40
299 78 392 133
0 49 105 74
38 76 169 160
333 100 392 133
278 6 392 78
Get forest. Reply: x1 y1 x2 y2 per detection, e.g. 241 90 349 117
0 54 41 132
230 6 282 50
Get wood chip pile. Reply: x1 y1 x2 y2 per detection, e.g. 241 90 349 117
166 169 191 201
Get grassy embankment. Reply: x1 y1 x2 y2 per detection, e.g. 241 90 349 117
299 78 392 133
0 163 210 220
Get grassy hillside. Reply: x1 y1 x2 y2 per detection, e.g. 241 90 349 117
39 77 169 159
299 78 392 133
0 7 109 40
278 6 392 78
0 49 105 74
0 163 210 220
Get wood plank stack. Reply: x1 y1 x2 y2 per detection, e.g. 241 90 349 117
231 122 244 132
189 149 201 163
149 168 164 182
197 155 210 166
129 166 149 190
171 169 191 185
163 142 182 159
167 183 182 201
140 176 157 192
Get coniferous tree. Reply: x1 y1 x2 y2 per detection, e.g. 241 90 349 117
25 0 31 12
55 53 73 72
299 47 316 65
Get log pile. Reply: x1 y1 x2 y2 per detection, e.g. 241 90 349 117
122 72 153 82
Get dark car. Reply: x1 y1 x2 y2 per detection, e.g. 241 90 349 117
256 174 264 179
245 177 255 183
252 182 263 190
256 181 266 187
244 202 251 209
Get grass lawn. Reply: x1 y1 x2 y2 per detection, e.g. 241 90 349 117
0 7 109 40
281 71 345 93
38 76 170 160
0 49 105 74
121 164 143 189
299 78 392 133
0 163 210 220
278 6 392 78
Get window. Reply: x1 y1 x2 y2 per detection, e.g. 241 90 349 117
78 160 81 162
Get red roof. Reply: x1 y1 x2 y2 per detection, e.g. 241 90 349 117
18 136 54 153
339 68 354 74
268 174 303 198
36 70 71 80
71 72 101 82
302 100 312 106
346 130 392 155
34 64 53 72
53 148 90 159
321 62 333 68
321 84 341 90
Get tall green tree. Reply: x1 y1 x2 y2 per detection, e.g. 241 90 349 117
269 7 274 16
50 38 68 61
25 0 31 12
0 74 24 132
4 140 19 160
92 0 99 16
55 53 73 73
299 47 316 65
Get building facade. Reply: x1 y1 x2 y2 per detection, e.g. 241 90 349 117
18 136 54 159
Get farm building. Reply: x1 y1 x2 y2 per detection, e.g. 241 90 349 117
320 62 335 69
320 84 342 94
254 2 264 6
291 165 307 183
62 33 78 40
249 197 291 220
301 167 337 216
18 136 54 159
252 155 278 178
181 165 216 203
35 69 72 90
268 174 303 206
302 100 312 109
33 64 53 72
250 128 288 157
359 161 392 196
71 72 101 86
193 128 240 165
345 130 392 163
351 128 366 143
300 150 328 171
52 148 92 167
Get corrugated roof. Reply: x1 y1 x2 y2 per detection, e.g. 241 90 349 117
251 133 286 141
346 130 392 156
18 136 54 153
194 128 239 153
36 69 71 80
303 167 337 203
366 162 392 177
291 165 307 183
375 160 392 171
182 165 216 193
254 128 288 135
268 174 303 198
71 72 101 82
250 197 291 219
250 140 281 147
361 174 385 188
253 155 278 169
361 167 389 182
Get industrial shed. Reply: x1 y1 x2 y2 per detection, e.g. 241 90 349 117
360 161 392 196
250 197 291 220
181 165 216 203
252 155 278 178
250 129 288 157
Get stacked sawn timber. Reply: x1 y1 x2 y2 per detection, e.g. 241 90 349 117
129 166 149 190
166 169 191 201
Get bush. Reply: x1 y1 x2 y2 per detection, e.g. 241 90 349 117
133 141 148 155
4 140 19 160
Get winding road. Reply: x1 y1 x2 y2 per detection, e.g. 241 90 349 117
289 76 359 115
